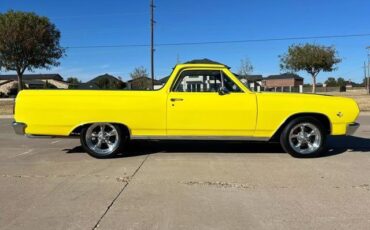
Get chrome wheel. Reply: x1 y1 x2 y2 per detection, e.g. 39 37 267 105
85 123 120 156
288 123 322 155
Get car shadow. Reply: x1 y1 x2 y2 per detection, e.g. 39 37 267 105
63 135 370 158
325 135 370 156
63 140 285 158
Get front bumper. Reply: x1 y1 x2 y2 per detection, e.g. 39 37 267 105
12 122 27 135
346 122 360 136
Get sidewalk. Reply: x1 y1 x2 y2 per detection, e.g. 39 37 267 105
0 115 13 119
360 111 370 116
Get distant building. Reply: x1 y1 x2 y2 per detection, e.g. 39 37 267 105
0 74 68 96
263 73 304 89
127 77 161 90
86 74 126 89
235 74 263 90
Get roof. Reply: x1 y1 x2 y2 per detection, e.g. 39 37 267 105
87 74 123 84
265 73 303 80
182 58 230 68
0 80 13 87
158 76 170 84
235 74 263 81
23 80 45 85
0 74 63 81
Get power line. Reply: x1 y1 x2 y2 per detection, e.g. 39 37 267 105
65 33 370 49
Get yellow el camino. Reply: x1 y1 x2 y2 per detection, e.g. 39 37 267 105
13 61 360 158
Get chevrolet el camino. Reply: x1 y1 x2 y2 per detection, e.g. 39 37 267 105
12 62 360 158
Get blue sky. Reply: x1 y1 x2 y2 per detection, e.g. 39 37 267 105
1 0 369 83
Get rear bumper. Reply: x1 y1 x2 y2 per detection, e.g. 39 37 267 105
12 122 27 135
346 122 360 136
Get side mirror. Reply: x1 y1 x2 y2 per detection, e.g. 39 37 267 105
218 86 229 95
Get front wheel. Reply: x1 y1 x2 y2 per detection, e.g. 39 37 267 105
280 117 327 158
80 123 125 158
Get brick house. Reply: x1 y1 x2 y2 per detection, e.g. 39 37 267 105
263 73 303 89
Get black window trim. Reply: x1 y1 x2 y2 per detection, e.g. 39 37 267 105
170 68 243 93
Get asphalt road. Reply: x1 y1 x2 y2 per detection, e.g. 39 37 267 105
1 116 370 230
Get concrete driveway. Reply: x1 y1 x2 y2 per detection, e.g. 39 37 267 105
1 116 370 230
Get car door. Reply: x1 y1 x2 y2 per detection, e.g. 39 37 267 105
166 69 257 137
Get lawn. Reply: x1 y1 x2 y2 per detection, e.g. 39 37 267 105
322 90 370 111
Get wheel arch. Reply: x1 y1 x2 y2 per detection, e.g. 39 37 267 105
270 113 332 141
69 122 131 138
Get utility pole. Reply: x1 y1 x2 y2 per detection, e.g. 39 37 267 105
150 0 155 90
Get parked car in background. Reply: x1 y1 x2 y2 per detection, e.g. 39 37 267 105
12 60 360 158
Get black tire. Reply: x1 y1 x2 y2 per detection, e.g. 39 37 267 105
280 116 327 158
80 123 126 158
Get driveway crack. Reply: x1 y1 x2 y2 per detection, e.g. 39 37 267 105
92 154 150 230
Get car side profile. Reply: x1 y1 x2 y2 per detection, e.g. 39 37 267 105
12 61 360 158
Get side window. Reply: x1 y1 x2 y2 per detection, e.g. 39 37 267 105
222 72 242 92
172 70 242 92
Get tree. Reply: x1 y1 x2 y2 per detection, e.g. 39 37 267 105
66 77 81 84
324 77 337 87
130 66 148 79
0 11 65 91
280 44 341 93
238 58 253 76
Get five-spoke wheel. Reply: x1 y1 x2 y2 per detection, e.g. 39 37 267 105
80 123 125 158
280 117 326 158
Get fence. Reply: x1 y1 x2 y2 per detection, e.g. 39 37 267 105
248 85 367 93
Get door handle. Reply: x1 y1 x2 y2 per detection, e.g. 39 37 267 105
170 98 184 102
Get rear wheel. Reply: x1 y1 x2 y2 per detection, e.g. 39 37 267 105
280 117 326 158
80 123 125 158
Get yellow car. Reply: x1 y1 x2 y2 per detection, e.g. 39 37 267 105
12 61 360 158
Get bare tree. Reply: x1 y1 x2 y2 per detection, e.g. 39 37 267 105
238 58 254 76
130 66 148 79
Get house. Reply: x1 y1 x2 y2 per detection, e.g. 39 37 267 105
127 76 161 90
0 74 68 96
158 76 170 85
263 73 304 89
235 74 263 90
86 74 126 89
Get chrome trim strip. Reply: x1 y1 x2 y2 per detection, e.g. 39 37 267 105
26 135 79 139
12 122 26 135
131 135 269 141
346 122 360 136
